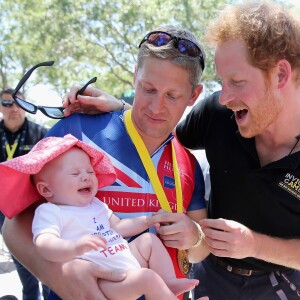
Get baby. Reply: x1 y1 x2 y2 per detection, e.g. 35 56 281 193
0 134 198 300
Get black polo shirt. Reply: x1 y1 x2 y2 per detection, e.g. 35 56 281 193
177 91 300 271
0 118 48 162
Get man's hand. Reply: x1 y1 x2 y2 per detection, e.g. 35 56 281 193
147 210 200 250
200 218 256 258
51 259 127 300
62 86 122 117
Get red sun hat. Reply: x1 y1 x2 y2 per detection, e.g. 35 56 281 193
0 134 116 219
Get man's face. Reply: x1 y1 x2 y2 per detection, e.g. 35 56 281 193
132 56 202 147
216 39 284 138
0 93 26 124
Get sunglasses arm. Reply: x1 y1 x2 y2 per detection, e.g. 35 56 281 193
75 77 97 98
12 61 55 98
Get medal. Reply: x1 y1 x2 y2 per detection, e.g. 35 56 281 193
177 249 190 275
125 110 190 275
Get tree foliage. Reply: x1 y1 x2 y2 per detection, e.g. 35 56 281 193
0 0 230 98
0 0 298 102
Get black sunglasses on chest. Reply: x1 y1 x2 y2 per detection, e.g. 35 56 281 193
138 31 205 71
12 61 97 119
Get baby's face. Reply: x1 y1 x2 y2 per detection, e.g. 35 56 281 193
42 147 98 206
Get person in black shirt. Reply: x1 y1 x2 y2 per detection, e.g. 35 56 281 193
0 88 49 300
175 2 300 299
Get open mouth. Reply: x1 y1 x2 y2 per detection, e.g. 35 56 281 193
234 109 248 121
78 187 91 194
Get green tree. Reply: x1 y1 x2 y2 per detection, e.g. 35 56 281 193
1 0 297 103
0 0 228 96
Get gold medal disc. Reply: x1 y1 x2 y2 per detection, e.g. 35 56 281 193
177 249 190 275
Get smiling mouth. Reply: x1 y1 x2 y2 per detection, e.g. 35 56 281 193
146 113 165 123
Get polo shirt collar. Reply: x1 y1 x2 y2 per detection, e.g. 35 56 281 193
236 130 300 169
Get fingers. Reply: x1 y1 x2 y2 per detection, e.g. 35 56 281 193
88 240 107 252
63 103 82 117
201 219 254 258
62 86 81 108
147 211 183 226
94 235 107 250
62 85 124 117
62 85 105 107
57 260 110 300
200 218 230 231
77 235 108 254
147 212 197 249
200 220 231 247
204 234 227 250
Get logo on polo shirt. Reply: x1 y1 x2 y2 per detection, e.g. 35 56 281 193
278 173 300 200
164 175 175 189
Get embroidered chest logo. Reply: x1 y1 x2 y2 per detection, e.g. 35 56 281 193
278 173 300 200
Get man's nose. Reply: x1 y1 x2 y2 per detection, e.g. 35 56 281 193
11 102 20 110
218 86 234 106
149 94 164 113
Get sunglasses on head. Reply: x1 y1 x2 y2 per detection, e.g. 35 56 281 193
138 31 205 71
1 100 17 108
12 61 97 119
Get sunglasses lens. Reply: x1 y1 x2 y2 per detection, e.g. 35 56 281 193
140 31 205 70
1 100 14 107
42 107 64 119
15 97 36 113
147 32 172 47
177 40 200 57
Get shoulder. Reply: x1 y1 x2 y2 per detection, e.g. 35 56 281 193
172 137 196 162
26 119 48 139
192 90 226 116
27 119 47 131
92 197 108 210
35 202 59 215
50 112 121 132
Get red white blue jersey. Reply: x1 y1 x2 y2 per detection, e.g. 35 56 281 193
46 111 206 278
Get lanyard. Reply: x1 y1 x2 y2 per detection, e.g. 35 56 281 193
0 125 26 161
124 109 183 213
5 135 20 160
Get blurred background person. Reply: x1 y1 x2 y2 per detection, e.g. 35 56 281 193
0 88 49 300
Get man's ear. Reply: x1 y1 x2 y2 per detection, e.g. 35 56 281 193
35 182 53 198
277 59 291 89
188 84 203 106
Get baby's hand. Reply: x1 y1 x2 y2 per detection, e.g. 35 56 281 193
75 234 107 256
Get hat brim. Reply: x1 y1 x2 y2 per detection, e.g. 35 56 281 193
0 134 116 218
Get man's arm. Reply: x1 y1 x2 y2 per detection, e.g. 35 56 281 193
3 207 126 300
200 218 300 269
62 86 131 117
